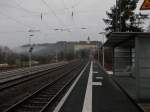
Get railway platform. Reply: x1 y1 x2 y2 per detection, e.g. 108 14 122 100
53 61 144 112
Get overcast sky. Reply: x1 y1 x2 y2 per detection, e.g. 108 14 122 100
0 0 148 48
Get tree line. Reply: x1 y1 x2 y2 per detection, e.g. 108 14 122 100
0 45 90 68
103 0 148 36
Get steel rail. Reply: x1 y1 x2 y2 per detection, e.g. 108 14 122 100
4 62 85 112
0 61 79 91
0 63 67 82
40 63 86 112
0 65 66 91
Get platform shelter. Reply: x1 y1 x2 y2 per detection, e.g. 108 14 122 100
104 32 150 101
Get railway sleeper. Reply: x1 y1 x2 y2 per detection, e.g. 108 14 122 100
21 102 46 107
31 97 49 102
16 105 42 112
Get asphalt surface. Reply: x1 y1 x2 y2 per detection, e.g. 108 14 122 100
59 63 90 112
56 61 143 112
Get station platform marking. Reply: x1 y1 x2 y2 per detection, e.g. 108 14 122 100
93 71 98 74
92 82 102 86
53 62 89 112
82 61 93 112
96 77 103 80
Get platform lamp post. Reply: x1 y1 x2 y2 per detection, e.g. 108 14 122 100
98 32 106 68
97 41 100 63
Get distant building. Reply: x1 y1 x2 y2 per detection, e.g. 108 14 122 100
74 43 97 51
56 41 98 52
15 41 101 56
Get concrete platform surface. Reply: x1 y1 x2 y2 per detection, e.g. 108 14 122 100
53 61 143 112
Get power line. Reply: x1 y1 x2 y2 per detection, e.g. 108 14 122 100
0 11 49 38
0 30 26 34
41 0 66 27
13 0 40 14
62 0 73 14
15 0 74 15
13 0 52 30
0 10 34 29
11 0 55 34
71 0 82 8
14 0 74 15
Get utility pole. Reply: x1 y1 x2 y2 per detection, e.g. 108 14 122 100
28 34 34 68
55 50 58 63
97 41 100 62
102 35 105 68
28 29 39 67
99 32 105 68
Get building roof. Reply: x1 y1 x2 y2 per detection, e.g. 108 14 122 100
104 32 150 48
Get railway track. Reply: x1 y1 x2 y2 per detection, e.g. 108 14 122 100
4 61 86 112
0 64 66 91
0 61 80 91
0 62 67 83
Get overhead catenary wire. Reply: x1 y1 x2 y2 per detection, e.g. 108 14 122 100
0 6 44 37
62 0 74 18
54 0 76 39
70 0 84 40
13 0 58 29
0 3 50 29
14 0 64 18
72 0 82 8
60 0 89 40
0 0 65 41
62 0 70 13
0 0 87 35
40 0 84 30
13 0 40 14
61 0 75 28
0 10 34 29
13 0 57 37
12 0 85 30
14 0 76 15
41 0 67 28
0 30 27 34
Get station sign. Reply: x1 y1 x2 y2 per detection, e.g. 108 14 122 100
140 0 150 10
